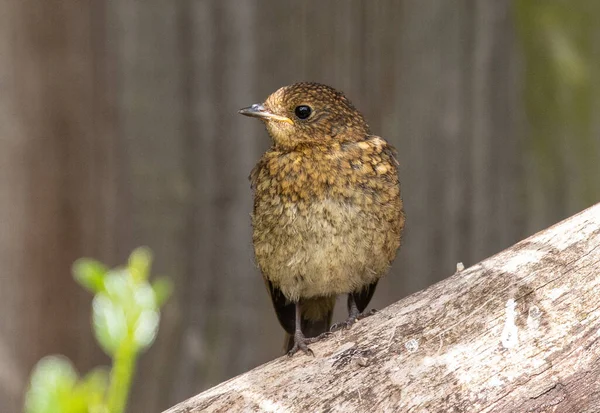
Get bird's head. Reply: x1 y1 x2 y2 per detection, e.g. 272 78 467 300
239 83 370 150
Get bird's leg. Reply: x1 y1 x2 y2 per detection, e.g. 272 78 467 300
287 301 321 357
330 294 378 332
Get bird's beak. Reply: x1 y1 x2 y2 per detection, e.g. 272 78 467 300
238 103 294 124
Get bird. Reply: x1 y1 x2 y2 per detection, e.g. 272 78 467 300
239 82 404 356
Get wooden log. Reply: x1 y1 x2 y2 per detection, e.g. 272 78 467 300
164 203 600 413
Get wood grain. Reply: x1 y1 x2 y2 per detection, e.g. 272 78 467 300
165 203 600 413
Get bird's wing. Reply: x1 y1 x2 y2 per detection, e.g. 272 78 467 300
249 162 264 190
366 135 399 166
351 280 378 313
264 279 296 335
249 149 279 190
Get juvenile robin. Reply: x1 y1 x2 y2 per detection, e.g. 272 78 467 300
239 83 404 356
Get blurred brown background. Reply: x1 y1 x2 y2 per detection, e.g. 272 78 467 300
1 1 599 412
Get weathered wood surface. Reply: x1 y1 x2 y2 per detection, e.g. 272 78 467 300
165 203 600 413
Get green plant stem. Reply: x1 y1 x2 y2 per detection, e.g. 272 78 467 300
106 338 137 413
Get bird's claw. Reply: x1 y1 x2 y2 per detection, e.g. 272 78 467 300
330 308 378 332
357 308 378 320
287 334 327 357
330 318 356 332
287 341 314 357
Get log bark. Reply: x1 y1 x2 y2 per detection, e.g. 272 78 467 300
164 203 600 413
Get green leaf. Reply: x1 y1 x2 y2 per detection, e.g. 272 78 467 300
78 367 109 412
72 259 107 294
92 294 128 357
103 270 133 307
133 309 159 350
133 283 156 309
132 284 159 350
27 246 172 413
151 277 173 308
128 247 152 283
24 356 79 413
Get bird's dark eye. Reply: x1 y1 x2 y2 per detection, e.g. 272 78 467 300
294 105 312 120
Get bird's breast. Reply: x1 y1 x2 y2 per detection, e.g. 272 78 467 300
252 195 401 301
251 143 403 302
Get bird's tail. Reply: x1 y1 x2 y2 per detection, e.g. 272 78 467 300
283 296 335 353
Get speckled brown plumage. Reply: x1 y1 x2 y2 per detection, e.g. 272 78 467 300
239 82 405 356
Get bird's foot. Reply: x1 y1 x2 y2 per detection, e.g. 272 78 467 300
330 317 356 332
357 308 378 320
287 332 326 357
330 309 378 332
